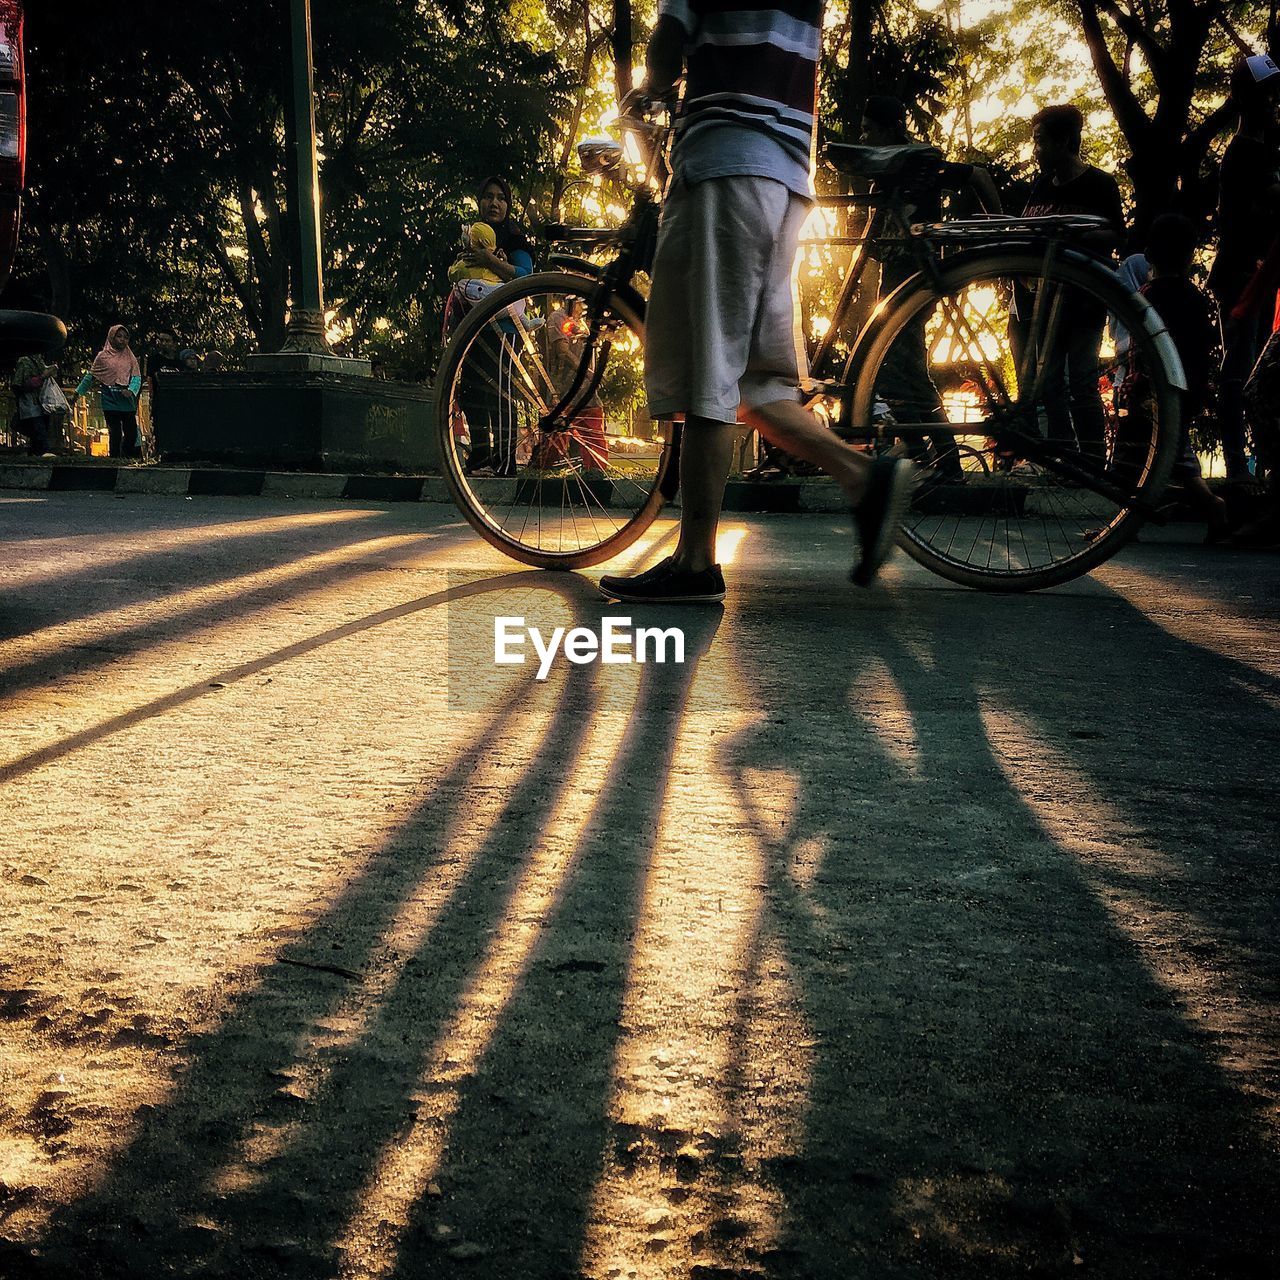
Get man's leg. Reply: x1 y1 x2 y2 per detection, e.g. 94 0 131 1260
1038 340 1073 450
670 417 737 572
673 403 878 573
745 400 870 502
632 175 762 578
1065 322 1106 462
747 397 912 589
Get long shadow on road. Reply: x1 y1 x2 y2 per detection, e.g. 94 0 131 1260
12 553 1279 1279
0 509 458 707
21 572 721 1280
716 575 1279 1277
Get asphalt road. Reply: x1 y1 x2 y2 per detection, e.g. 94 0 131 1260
1 492 1278 1279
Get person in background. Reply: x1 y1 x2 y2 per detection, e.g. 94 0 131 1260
1017 104 1125 461
71 325 143 459
1110 250 1150 388
144 330 183 385
202 350 227 372
542 296 608 472
1229 224 1280 545
453 175 535 476
1126 213 1228 541
143 331 184 441
467 177 533 284
178 349 201 372
10 348 60 456
1023 105 1125 241
862 95 1003 480
1233 327 1280 546
1208 53 1280 483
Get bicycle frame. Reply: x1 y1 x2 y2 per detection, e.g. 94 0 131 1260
793 190 1186 516
537 131 1184 519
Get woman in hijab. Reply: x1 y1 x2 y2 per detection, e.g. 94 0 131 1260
470 175 534 281
454 176 534 475
71 324 143 458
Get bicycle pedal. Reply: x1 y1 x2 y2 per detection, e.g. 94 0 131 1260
804 378 843 397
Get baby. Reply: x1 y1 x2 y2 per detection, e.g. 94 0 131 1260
448 222 504 287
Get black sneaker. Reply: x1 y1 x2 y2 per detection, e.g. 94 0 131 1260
599 557 726 603
850 457 916 587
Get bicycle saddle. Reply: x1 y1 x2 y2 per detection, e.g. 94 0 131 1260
822 143 944 180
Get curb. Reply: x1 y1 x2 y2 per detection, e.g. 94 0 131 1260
0 463 850 514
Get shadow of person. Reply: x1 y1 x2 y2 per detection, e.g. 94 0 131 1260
382 603 724 1278
711 580 1280 1277
24 576 722 1280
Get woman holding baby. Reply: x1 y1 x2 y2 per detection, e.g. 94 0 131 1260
449 176 535 476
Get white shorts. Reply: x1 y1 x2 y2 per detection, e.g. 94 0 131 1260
644 174 810 425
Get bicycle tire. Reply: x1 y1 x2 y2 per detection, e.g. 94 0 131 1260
849 248 1182 591
433 271 676 569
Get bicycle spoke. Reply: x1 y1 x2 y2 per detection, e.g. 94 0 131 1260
867 251 1175 589
436 274 670 565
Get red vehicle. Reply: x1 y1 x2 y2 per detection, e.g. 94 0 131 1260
0 0 65 357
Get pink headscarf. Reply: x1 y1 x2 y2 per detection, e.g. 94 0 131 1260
89 325 140 388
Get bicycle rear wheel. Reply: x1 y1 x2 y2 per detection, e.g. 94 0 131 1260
433 270 676 568
851 248 1182 591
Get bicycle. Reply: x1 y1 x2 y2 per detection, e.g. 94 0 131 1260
432 107 1185 591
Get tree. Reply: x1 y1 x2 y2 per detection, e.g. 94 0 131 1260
1070 0 1264 242
822 0 957 142
12 0 570 371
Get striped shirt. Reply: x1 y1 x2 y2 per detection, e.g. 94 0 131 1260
660 0 823 173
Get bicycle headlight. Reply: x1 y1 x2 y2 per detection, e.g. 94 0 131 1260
577 137 623 178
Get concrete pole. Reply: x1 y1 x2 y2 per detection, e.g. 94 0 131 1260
281 0 329 353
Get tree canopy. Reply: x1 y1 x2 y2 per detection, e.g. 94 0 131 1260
6 0 1274 374
13 0 569 373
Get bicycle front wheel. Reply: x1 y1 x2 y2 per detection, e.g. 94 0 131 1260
433 271 676 569
851 248 1182 591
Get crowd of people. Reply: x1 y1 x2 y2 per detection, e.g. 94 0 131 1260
9 327 230 459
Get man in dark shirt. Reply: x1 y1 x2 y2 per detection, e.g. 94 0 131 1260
1016 104 1125 462
144 330 184 381
1208 54 1280 482
1128 214 1228 539
143 330 185 440
1022 109 1125 239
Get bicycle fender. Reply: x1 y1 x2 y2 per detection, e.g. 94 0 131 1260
546 253 603 276
845 244 1187 392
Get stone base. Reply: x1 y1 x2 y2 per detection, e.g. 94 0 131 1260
153 371 436 472
244 352 373 376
